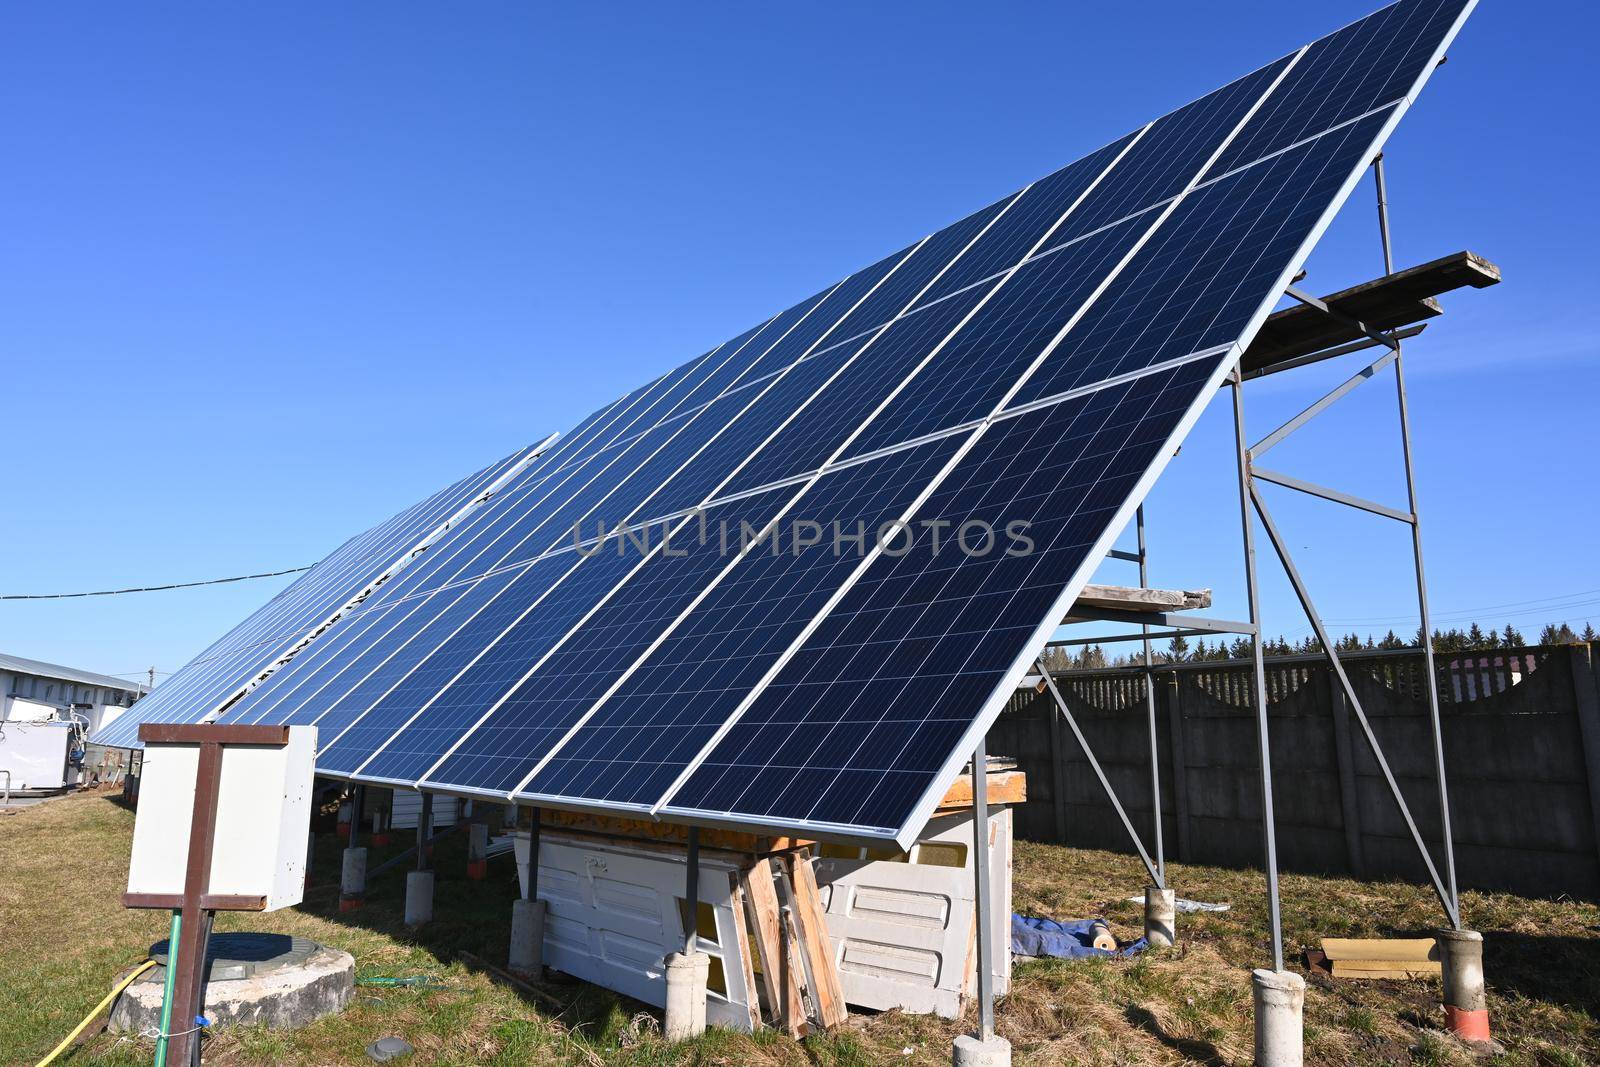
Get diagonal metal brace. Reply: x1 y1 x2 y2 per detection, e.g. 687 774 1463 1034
1036 655 1164 888
1284 285 1401 352
1251 348 1397 459
1249 484 1461 928
1251 466 1415 524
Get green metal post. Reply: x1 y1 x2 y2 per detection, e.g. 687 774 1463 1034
154 908 181 1067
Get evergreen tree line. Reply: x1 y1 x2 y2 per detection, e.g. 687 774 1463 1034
1045 620 1597 672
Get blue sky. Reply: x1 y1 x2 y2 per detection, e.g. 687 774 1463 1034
3 1 1594 685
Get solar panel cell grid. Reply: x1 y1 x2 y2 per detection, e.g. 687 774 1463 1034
913 133 1138 307
665 358 1218 832
517 434 967 807
1013 107 1397 406
838 212 1151 463
1206 0 1470 178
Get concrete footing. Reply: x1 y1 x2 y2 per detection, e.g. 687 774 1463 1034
372 810 391 847
663 951 710 1041
508 898 546 977
1144 886 1176 948
339 847 367 912
336 801 352 839
112 941 354 1033
467 823 489 880
404 870 434 928
951 1034 1012 1066
1252 968 1304 1067
1437 928 1490 1043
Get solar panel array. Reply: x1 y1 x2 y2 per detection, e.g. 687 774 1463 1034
97 0 1475 847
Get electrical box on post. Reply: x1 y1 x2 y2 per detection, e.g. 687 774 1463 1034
126 725 316 912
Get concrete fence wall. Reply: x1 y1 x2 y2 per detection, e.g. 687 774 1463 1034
988 643 1600 899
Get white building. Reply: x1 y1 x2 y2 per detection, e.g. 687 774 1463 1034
1 652 147 737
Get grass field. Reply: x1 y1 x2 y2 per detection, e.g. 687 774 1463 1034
2 789 1596 1066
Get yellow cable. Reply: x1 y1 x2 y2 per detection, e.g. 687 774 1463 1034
35 959 158 1067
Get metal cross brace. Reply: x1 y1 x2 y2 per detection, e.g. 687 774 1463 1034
1035 654 1164 889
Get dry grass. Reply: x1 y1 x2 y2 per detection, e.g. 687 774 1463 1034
1 791 1596 1066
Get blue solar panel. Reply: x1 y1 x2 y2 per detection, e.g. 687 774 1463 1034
97 0 1476 848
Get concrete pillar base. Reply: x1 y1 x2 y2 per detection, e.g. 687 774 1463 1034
1437 928 1491 1043
508 899 546 978
1144 886 1176 948
405 870 435 928
467 822 489 880
339 847 367 912
951 1034 1011 1067
1252 968 1304 1067
663 951 710 1041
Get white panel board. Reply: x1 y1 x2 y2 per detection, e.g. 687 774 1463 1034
126 726 316 912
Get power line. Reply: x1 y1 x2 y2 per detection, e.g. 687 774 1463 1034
0 566 311 601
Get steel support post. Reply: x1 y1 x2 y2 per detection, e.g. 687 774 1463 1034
349 784 364 850
1037 656 1163 888
1377 152 1461 925
684 826 700 955
526 806 540 901
972 738 996 1042
1137 506 1165 885
1231 369 1285 973
417 792 431 872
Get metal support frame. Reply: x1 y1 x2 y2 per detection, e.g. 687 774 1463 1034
1037 655 1164 889
1215 151 1460 938
971 738 996 1042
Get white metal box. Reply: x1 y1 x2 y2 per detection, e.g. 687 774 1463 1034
0 720 75 790
125 726 316 912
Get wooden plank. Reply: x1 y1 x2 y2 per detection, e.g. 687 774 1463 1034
727 875 763 1033
1321 937 1437 962
934 769 1028 811
1071 584 1213 614
138 723 291 745
540 809 798 853
741 859 806 1036
1242 251 1501 372
783 850 848 1030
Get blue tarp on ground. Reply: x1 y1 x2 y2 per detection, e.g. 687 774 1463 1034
1011 915 1147 959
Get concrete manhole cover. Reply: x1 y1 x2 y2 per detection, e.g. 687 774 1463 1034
113 935 355 1033
149 932 319 981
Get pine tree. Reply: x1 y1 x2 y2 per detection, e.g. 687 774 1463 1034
1168 634 1190 661
1584 623 1597 643
1502 624 1525 647
1466 623 1486 649
1541 622 1578 645
1379 629 1406 650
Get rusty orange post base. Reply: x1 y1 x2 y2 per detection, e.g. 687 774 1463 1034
336 821 350 839
467 860 488 880
1445 1006 1491 1043
339 895 364 913
372 832 391 846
